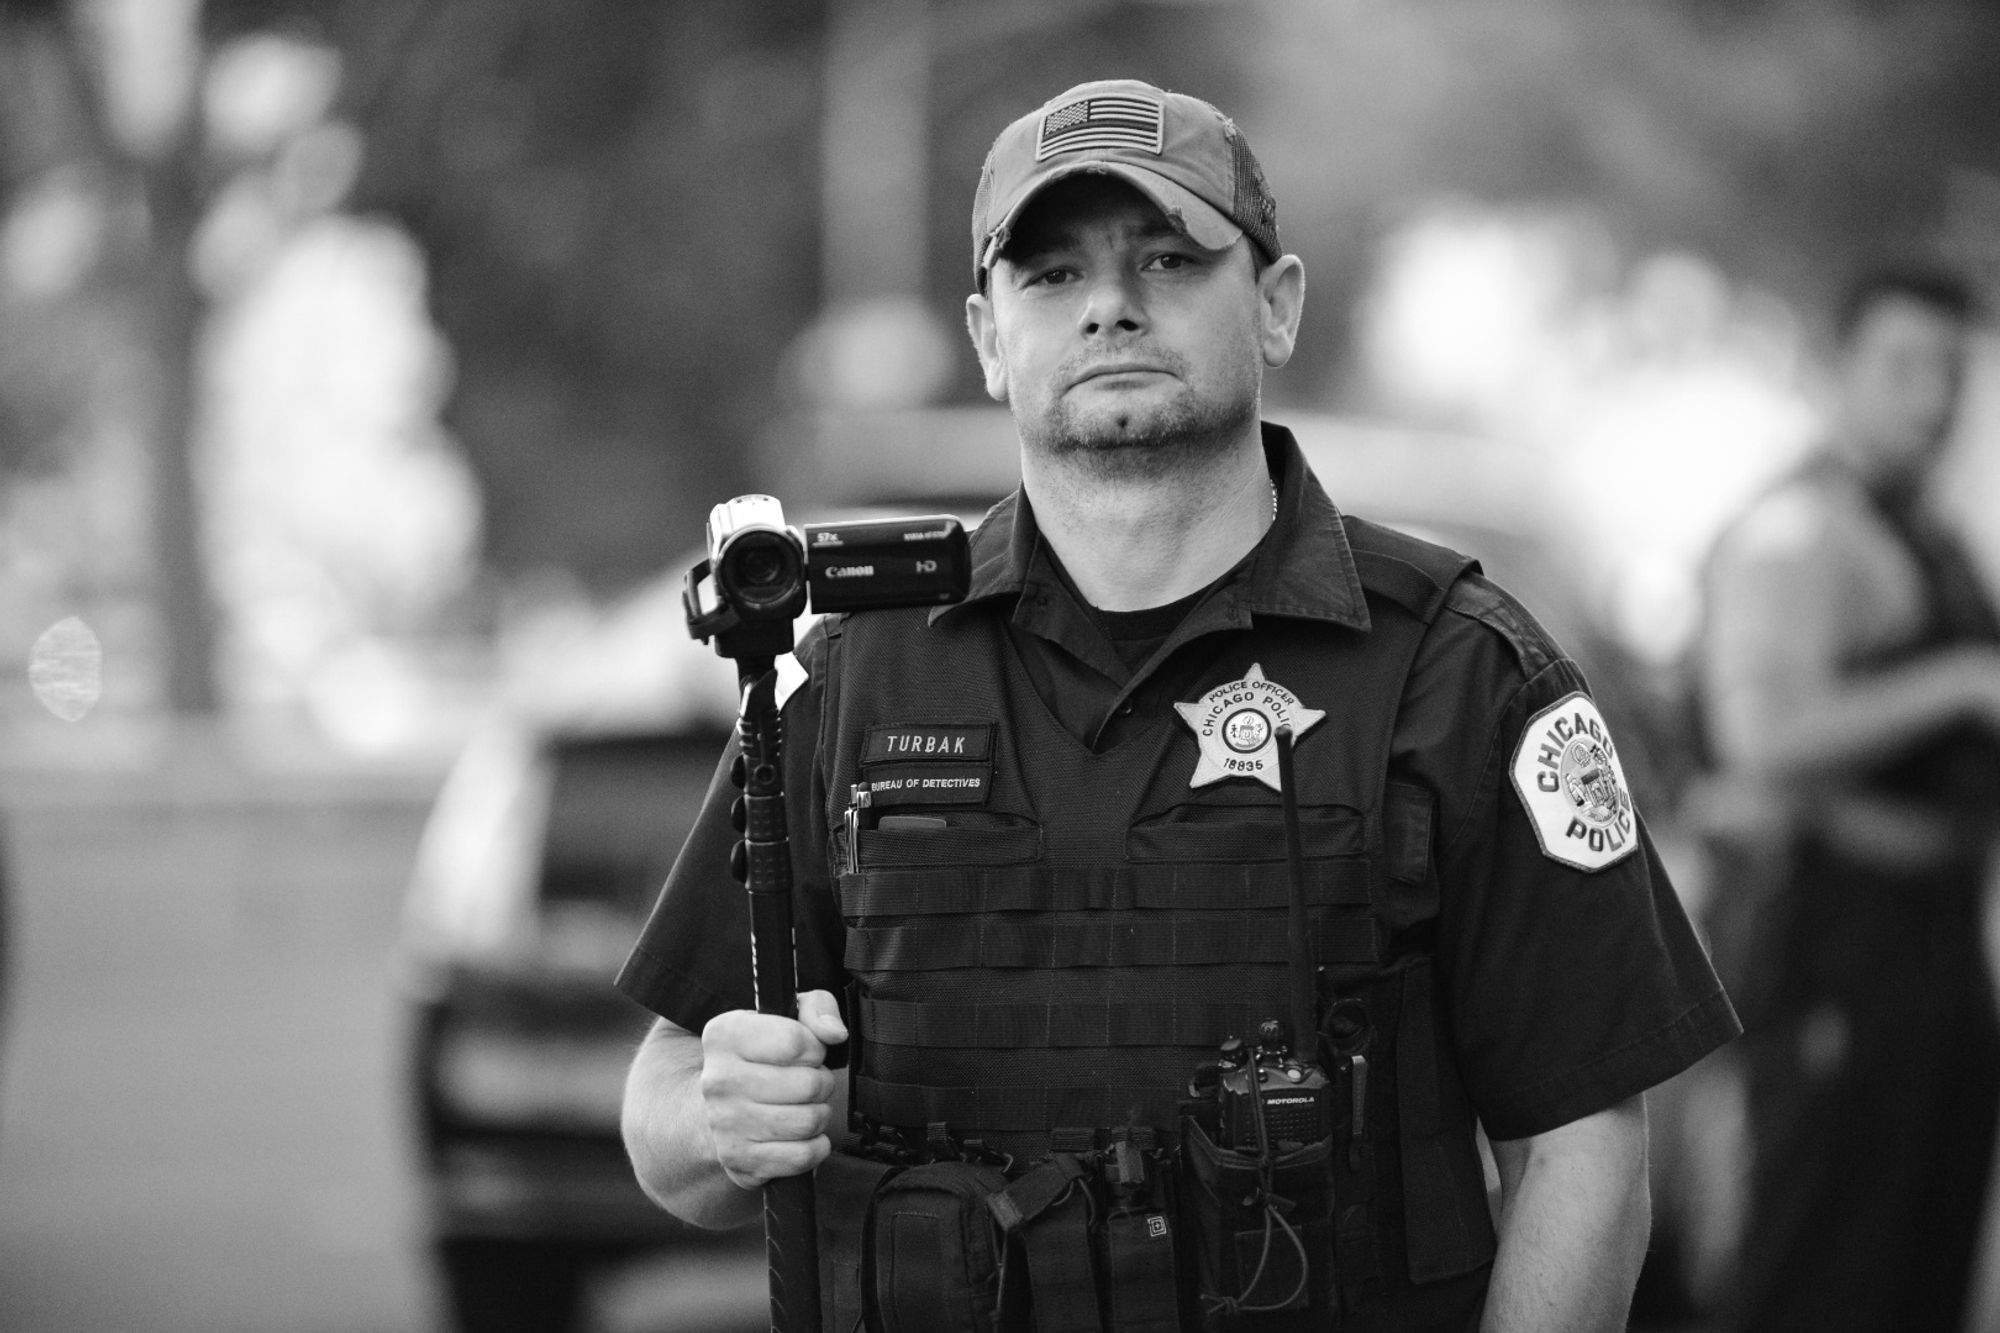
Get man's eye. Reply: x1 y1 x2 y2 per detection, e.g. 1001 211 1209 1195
1146 252 1197 272
1030 268 1073 287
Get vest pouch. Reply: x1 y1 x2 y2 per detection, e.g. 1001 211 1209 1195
1100 1208 1180 1332
819 1150 900 1333
857 818 1043 869
871 1158 1013 1333
1178 1116 1337 1330
987 1152 1103 1333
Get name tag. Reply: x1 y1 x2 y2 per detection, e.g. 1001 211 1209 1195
861 722 996 806
863 723 993 763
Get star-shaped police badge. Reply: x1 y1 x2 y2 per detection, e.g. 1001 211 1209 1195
1173 663 1326 791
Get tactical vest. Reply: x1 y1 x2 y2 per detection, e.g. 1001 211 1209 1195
815 518 1498 1312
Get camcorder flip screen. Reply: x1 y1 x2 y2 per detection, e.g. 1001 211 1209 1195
803 516 969 613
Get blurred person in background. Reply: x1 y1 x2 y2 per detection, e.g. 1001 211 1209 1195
618 78 1736 1331
1698 268 2000 1333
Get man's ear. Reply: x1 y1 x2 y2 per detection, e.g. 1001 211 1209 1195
1256 254 1306 370
965 291 1009 402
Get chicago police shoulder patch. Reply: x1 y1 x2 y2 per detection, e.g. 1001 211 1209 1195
1173 663 1325 792
1509 691 1639 873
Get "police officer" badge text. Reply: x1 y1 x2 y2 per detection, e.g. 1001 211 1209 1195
1173 664 1326 792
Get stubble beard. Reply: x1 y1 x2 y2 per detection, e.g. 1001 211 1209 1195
1014 359 1261 481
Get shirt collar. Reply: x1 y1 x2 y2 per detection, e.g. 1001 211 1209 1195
931 421 1372 633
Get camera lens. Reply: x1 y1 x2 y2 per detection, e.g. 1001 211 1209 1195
737 543 786 588
721 530 803 612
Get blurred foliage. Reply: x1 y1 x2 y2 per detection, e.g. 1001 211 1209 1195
333 0 1263 587
1251 0 2000 402
323 0 2000 585
328 0 826 589
3 0 2000 668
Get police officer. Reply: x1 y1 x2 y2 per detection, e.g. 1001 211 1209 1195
619 79 1737 1331
1701 268 2000 1333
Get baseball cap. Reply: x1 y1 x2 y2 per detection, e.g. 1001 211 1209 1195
971 78 1281 288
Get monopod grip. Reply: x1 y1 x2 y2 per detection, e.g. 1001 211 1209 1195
745 883 823 1333
764 1174 822 1333
736 664 822 1333
746 878 822 1332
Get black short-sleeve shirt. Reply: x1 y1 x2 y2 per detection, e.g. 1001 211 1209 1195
617 423 1738 1142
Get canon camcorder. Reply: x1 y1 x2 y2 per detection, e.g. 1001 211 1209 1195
684 494 971 658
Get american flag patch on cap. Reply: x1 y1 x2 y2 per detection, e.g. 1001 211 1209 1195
1036 93 1164 161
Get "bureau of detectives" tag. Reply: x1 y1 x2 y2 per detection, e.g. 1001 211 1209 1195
860 723 995 804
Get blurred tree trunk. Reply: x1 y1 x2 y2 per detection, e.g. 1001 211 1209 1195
137 135 218 715
53 0 221 714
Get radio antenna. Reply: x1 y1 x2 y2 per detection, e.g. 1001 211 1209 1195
1273 724 1318 1060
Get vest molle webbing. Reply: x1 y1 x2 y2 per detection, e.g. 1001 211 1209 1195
818 516 1497 1300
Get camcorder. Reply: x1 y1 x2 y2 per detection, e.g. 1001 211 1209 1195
683 494 972 657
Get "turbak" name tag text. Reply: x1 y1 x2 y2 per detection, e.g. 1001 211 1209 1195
863 723 993 764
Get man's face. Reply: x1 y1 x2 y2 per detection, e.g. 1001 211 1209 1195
1837 294 1968 484
965 176 1297 472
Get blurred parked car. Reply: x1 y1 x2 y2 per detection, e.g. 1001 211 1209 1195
398 575 748 1332
398 411 1722 1330
397 497 991 1333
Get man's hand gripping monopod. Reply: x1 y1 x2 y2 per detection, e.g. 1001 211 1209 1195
683 495 969 1333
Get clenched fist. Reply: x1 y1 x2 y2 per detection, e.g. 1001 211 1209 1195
699 989 849 1190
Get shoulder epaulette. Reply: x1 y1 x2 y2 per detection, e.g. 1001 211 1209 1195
1343 515 1480 624
1436 575 1564 679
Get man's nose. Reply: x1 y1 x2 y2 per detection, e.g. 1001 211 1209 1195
1078 270 1145 337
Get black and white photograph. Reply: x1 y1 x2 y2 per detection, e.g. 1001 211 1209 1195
1 3 1998 1331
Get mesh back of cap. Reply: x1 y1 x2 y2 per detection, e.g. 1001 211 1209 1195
1227 124 1281 264
970 157 996 282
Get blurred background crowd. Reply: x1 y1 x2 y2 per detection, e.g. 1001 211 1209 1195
0 1 1998 1330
